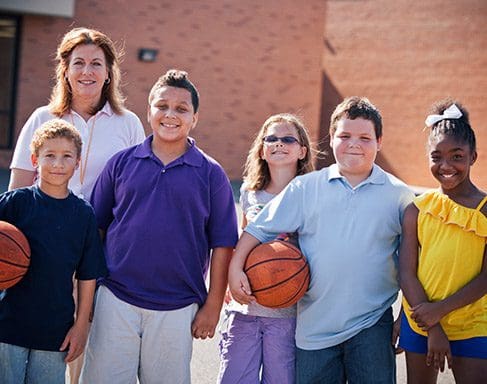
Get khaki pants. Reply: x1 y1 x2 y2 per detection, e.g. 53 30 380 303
80 286 198 384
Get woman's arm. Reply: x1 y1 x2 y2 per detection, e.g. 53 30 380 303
8 168 36 190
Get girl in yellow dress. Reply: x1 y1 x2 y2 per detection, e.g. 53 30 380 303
399 99 487 383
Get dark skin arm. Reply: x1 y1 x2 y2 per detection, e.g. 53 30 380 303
398 203 452 372
411 247 487 330
409 201 487 330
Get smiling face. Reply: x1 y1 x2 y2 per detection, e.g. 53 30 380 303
31 137 79 198
428 133 477 193
261 122 307 170
147 85 198 150
66 44 109 104
331 117 381 186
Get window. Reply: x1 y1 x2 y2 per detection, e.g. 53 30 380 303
0 15 19 149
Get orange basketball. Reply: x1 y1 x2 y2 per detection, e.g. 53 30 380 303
244 239 310 308
0 221 31 290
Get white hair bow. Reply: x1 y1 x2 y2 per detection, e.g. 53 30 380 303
425 104 462 127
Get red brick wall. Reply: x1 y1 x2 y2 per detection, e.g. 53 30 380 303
1 0 326 180
320 0 487 189
2 0 486 190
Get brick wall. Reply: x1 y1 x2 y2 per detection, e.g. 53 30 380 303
1 0 325 180
2 0 486 189
320 0 487 189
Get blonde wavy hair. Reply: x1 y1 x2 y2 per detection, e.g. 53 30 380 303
243 113 315 191
30 119 82 158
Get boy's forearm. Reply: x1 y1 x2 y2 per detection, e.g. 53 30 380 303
206 247 233 308
229 232 261 272
76 279 96 325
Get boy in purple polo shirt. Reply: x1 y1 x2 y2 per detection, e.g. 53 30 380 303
80 69 238 384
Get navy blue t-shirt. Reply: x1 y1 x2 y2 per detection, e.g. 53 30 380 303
0 186 107 351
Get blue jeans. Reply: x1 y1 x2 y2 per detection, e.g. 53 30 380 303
0 342 66 384
296 308 396 384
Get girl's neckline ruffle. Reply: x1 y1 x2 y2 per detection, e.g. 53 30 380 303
415 190 487 237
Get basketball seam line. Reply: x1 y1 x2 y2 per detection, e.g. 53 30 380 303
244 255 303 272
250 263 309 293
271 271 310 307
0 257 30 268
0 232 30 259
0 273 27 282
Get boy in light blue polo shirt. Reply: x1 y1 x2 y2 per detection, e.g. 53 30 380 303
229 97 414 383
81 70 238 384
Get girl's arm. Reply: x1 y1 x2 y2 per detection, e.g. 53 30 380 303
60 279 96 362
191 246 233 340
411 246 487 330
223 209 248 305
228 232 261 304
399 203 429 306
399 203 452 370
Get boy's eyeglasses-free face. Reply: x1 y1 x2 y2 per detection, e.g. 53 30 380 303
263 135 300 145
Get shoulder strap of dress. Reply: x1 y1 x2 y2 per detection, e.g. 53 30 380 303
476 195 487 211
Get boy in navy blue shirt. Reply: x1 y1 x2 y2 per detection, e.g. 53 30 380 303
0 119 106 384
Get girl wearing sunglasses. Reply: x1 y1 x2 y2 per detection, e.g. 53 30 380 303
218 113 314 384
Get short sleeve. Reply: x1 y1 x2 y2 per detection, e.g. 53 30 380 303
75 206 107 280
206 166 238 249
90 157 117 231
10 107 52 171
245 178 305 243
123 109 146 145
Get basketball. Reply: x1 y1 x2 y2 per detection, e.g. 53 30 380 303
244 239 310 308
0 221 31 290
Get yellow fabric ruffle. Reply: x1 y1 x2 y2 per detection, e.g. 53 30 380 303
414 191 487 237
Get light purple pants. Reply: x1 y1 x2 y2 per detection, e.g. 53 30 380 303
218 311 296 384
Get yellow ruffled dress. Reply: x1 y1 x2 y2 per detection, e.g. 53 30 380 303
403 190 487 340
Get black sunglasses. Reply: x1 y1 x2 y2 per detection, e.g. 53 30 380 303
263 135 300 145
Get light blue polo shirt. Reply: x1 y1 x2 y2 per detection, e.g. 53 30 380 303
245 164 414 350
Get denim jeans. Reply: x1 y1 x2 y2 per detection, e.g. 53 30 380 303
296 307 396 384
0 342 66 384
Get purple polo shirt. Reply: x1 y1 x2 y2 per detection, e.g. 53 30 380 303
91 136 238 310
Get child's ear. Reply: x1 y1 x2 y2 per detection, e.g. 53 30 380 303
376 136 383 151
31 153 38 168
191 112 199 130
299 146 307 160
470 150 478 165
76 157 80 170
147 105 151 124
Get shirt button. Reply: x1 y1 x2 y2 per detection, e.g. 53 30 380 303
162 169 166 173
